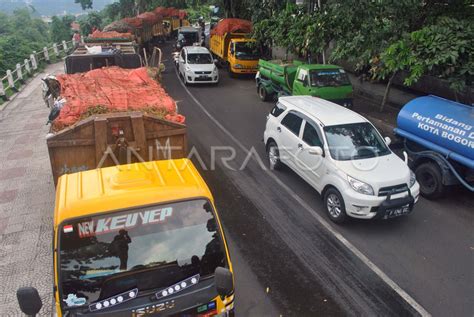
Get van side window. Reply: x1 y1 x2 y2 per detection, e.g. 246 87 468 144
303 122 323 147
270 103 286 117
281 112 303 136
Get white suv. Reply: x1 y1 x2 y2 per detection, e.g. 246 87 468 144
263 96 420 223
178 46 219 85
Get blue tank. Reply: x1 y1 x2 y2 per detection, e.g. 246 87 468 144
394 95 474 169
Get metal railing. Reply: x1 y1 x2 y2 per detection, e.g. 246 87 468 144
0 39 76 101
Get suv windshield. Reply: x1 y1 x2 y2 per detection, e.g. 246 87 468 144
324 122 391 160
187 53 213 64
234 42 259 60
58 199 226 308
310 69 350 87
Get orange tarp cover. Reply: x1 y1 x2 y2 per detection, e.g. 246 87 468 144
89 30 133 39
137 11 163 24
123 17 148 28
54 67 184 129
211 18 252 36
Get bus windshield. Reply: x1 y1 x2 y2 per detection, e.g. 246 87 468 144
58 199 226 308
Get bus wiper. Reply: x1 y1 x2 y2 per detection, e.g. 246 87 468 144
89 288 138 312
156 274 200 300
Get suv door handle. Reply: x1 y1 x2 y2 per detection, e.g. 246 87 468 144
277 127 281 132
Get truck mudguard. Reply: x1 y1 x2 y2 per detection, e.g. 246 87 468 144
395 95 474 169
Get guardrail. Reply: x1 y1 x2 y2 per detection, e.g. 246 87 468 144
0 39 76 102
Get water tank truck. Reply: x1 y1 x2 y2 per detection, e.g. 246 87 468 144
394 95 474 198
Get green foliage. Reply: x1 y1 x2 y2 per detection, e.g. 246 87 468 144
51 15 75 43
380 17 473 92
78 11 103 36
0 9 50 74
75 0 93 10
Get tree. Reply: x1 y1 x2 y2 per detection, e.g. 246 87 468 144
379 17 473 105
51 15 75 43
78 12 103 36
75 0 93 10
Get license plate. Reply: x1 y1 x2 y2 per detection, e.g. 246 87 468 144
199 76 209 79
385 204 410 219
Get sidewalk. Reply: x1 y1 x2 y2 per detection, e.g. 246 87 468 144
0 62 63 316
348 74 420 141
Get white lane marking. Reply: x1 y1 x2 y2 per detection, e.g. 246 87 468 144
175 68 430 317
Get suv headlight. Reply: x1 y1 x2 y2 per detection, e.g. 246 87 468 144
348 176 374 195
409 170 416 187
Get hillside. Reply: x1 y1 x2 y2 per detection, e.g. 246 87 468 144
0 0 116 16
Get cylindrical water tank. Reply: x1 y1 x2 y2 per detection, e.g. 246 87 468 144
395 95 473 168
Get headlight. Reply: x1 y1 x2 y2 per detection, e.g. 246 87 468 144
348 176 374 195
409 170 416 187
234 64 243 69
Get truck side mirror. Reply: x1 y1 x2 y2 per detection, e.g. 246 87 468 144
214 267 233 297
384 136 392 146
230 47 234 55
17 287 42 316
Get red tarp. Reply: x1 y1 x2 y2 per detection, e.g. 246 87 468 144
153 7 179 17
89 30 133 40
123 17 148 28
211 18 252 36
103 20 135 33
137 11 163 25
54 67 184 130
178 10 187 19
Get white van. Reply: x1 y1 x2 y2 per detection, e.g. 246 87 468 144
263 96 420 223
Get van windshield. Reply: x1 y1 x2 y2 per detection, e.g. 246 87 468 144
310 69 350 87
58 199 226 308
324 122 391 160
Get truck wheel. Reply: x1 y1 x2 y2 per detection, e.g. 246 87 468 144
258 84 270 101
267 141 282 170
324 188 348 224
415 162 445 199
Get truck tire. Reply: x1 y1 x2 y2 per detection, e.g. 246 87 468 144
258 84 270 101
267 141 282 170
415 162 445 199
324 188 348 224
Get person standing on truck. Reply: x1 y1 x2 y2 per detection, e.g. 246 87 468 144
111 229 132 270
72 31 81 49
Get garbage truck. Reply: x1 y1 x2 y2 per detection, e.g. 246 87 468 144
256 59 354 108
16 159 235 317
210 18 259 77
394 95 474 198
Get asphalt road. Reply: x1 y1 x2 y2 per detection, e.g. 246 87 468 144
160 43 473 317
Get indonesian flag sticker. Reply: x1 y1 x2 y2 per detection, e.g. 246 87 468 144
63 225 73 233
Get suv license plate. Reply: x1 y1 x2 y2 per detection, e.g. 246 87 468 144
385 204 410 219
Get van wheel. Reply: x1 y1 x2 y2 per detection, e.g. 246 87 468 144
258 84 270 101
267 141 282 170
324 188 348 223
415 162 445 199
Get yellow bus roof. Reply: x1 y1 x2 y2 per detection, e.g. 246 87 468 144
54 159 213 227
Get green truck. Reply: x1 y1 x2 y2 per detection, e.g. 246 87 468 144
256 59 354 108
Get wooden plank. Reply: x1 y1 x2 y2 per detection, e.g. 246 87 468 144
46 139 95 148
94 117 108 167
130 114 146 156
146 128 187 139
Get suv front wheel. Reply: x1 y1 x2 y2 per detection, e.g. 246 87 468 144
324 188 348 223
267 141 282 170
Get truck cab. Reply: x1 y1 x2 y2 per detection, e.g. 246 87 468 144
16 159 235 317
257 60 354 108
227 39 259 76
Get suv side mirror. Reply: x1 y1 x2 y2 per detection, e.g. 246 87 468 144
214 267 233 297
308 146 323 156
384 136 391 146
17 287 42 316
